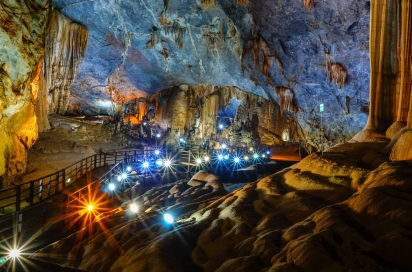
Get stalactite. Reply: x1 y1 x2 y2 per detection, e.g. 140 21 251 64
33 58 50 132
300 0 314 10
200 0 216 8
276 87 294 114
45 10 88 115
236 0 248 8
325 53 347 89
242 37 272 86
163 0 170 11
147 27 159 49
165 20 186 49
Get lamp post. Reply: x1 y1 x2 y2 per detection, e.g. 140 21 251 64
320 103 324 156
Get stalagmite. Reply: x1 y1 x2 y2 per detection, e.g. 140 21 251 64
45 9 88 115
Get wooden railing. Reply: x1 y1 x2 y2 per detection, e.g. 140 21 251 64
0 149 150 215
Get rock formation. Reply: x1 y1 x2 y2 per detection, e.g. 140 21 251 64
0 2 88 187
149 84 289 146
0 0 50 187
353 1 412 144
45 9 88 115
32 142 412 272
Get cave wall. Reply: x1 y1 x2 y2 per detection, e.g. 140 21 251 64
0 1 88 187
0 0 50 187
54 0 371 151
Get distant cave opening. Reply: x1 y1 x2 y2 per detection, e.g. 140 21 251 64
217 98 242 129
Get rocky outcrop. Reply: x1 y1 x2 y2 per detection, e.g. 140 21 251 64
0 0 50 187
0 1 88 187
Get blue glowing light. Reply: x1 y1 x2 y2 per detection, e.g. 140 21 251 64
164 213 174 224
142 161 149 168
108 183 116 191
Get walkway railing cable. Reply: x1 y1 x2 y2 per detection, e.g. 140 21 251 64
0 149 150 215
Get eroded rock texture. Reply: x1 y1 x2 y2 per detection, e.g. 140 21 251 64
148 84 289 146
45 9 88 115
54 0 371 150
0 0 50 187
32 143 412 271
354 1 412 146
0 1 87 187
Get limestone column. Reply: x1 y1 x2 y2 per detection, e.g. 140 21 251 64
367 0 399 131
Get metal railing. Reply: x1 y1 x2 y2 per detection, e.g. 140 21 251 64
0 149 150 215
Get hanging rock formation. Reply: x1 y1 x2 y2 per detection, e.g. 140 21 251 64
149 84 289 146
45 9 88 115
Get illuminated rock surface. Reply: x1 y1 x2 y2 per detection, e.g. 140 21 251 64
32 142 412 271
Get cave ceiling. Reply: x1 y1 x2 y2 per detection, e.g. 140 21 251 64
54 0 371 147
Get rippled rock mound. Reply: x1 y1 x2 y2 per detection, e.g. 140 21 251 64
32 142 412 271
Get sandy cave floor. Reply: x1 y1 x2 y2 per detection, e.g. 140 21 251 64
18 118 125 185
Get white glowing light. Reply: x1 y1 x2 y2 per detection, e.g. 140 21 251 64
244 156 249 161
143 122 147 126
130 203 138 213
234 157 240 163
142 161 149 168
179 138 185 143
97 100 112 107
221 143 227 149
117 176 122 182
224 155 229 160
164 160 172 167
155 150 160 155
87 205 94 211
121 173 127 179
108 183 116 191
266 150 270 155
196 158 202 164
164 213 174 224
156 159 163 166
218 124 224 129
9 248 20 258
66 178 71 183
156 133 161 138
253 153 259 159
218 154 223 160
262 154 266 158
126 166 132 172
249 147 254 151
204 156 210 162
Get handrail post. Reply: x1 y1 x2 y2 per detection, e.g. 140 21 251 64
15 185 21 212
114 152 117 164
104 153 107 165
94 154 97 169
62 170 66 189
29 180 34 205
